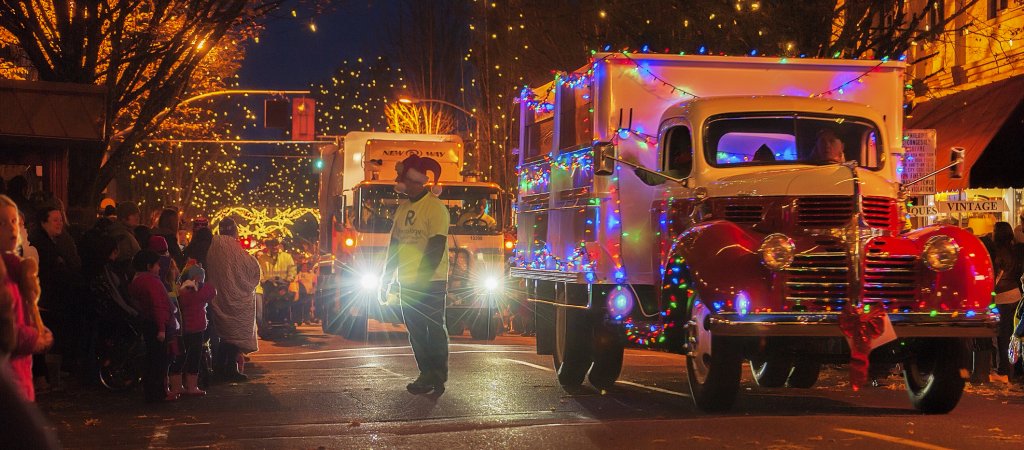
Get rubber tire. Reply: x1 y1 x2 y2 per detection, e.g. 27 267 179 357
343 312 368 341
446 320 465 337
786 361 821 388
469 309 499 340
750 357 791 388
686 300 743 412
588 324 625 390
552 306 591 388
904 338 965 414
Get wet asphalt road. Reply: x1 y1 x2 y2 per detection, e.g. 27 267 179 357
37 323 1024 449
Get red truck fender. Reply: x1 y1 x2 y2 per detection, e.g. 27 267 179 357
663 220 772 313
903 225 995 311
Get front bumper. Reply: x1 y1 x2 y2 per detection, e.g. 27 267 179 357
708 312 998 338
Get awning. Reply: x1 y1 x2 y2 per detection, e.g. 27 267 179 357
905 74 1024 190
0 78 106 143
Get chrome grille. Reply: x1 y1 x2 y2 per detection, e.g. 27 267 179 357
785 251 849 305
864 253 917 303
723 204 764 224
863 197 896 229
797 197 853 228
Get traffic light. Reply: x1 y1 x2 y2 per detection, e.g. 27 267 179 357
313 158 325 171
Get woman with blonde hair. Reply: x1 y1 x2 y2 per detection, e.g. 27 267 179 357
0 194 52 400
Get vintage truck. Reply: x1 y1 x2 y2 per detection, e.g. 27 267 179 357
317 132 506 340
511 53 996 413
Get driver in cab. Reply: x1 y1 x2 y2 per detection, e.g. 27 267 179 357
457 201 496 229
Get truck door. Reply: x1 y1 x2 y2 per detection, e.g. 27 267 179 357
654 124 697 284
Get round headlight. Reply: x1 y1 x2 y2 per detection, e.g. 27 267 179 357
359 274 380 291
922 235 959 272
760 233 795 270
483 276 501 292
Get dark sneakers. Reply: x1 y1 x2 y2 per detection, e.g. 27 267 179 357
406 376 444 394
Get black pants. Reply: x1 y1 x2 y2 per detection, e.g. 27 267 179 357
169 332 204 374
293 294 312 324
215 341 242 374
400 281 449 384
997 301 1021 376
142 321 169 402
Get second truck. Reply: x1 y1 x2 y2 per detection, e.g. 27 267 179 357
318 132 507 340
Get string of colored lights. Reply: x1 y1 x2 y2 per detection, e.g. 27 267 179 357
812 59 888 98
519 50 897 114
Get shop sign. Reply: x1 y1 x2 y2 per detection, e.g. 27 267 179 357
907 205 939 216
935 199 1008 214
901 129 936 195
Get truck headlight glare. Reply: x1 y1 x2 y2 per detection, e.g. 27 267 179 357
359 274 380 291
922 235 958 272
483 276 501 292
760 233 795 270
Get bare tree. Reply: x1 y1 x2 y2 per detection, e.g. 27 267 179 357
385 103 457 134
0 0 283 208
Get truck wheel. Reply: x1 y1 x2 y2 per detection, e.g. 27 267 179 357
336 295 367 341
588 324 624 390
446 320 465 337
469 308 499 340
786 361 820 388
686 299 742 412
750 357 791 388
904 338 965 414
553 307 591 388
343 313 368 341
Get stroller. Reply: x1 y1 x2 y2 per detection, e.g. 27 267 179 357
91 264 145 391
258 278 295 339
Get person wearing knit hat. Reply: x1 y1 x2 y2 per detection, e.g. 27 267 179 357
147 235 178 292
394 154 443 196
382 153 451 395
192 216 210 233
148 235 169 254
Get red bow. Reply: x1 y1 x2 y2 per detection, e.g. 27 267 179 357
839 307 888 390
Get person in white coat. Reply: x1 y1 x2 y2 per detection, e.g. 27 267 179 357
206 218 261 381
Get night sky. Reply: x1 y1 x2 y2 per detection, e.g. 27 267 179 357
230 2 394 199
238 2 390 89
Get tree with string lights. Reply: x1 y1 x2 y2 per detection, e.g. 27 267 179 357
0 0 285 209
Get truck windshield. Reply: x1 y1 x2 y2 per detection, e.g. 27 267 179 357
703 114 883 169
353 184 502 235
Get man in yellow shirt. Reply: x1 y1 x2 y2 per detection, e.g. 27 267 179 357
382 154 451 394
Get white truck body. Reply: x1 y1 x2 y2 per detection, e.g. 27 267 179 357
515 54 905 286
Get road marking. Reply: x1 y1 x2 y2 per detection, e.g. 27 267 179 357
504 358 553 372
254 344 528 358
616 380 691 398
256 349 535 364
148 423 170 449
835 428 952 450
503 358 691 398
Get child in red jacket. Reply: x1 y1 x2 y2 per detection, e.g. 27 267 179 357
168 265 216 396
130 250 180 403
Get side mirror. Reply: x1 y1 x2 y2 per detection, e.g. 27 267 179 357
949 147 965 179
594 142 616 176
336 194 348 228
